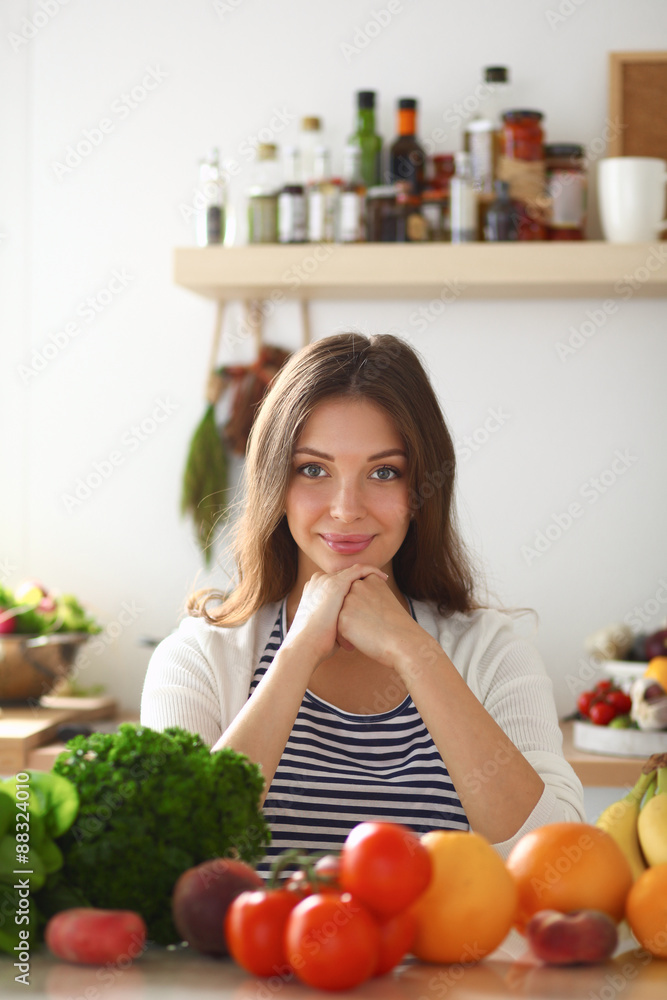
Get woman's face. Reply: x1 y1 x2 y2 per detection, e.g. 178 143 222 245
285 397 412 593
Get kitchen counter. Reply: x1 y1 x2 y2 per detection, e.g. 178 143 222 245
21 718 649 787
1 935 664 998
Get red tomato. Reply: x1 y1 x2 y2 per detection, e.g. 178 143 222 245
225 889 299 977
589 701 617 726
594 679 613 693
340 821 432 917
285 854 341 897
605 690 632 714
374 908 417 976
285 892 380 991
313 853 341 886
576 690 597 717
284 870 313 897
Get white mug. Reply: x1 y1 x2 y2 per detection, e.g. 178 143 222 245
598 157 667 242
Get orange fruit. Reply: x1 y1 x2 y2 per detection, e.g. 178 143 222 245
409 830 518 964
644 657 667 690
625 863 667 958
506 822 633 933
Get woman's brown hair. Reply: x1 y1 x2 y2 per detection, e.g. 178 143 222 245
188 332 485 625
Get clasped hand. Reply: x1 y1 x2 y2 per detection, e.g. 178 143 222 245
285 564 417 669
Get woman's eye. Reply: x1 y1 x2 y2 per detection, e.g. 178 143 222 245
371 466 400 481
299 463 325 478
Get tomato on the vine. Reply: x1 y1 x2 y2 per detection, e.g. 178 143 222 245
313 853 341 885
225 888 299 977
577 690 598 717
340 821 432 917
285 853 341 897
285 891 380 991
589 701 617 726
604 690 632 715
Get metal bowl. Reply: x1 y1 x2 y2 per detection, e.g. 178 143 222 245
0 633 91 704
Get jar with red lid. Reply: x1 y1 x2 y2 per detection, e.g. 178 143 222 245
544 143 587 240
501 110 544 160
498 110 548 240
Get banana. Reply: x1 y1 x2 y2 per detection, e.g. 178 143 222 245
637 753 667 866
595 769 654 880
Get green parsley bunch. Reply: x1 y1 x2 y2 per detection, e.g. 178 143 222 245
52 724 270 944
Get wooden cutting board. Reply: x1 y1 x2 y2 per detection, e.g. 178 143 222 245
0 699 117 774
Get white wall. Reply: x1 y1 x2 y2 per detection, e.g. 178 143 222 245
2 0 667 714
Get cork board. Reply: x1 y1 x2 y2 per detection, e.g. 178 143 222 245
608 52 667 158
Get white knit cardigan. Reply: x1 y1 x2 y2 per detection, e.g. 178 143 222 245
140 598 586 858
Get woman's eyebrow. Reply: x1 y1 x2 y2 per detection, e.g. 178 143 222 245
293 447 408 461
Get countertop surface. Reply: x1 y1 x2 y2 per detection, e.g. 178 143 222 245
1 935 665 999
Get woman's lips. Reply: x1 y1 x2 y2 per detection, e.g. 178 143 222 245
321 534 374 554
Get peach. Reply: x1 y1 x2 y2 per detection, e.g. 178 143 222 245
525 909 618 965
171 858 264 955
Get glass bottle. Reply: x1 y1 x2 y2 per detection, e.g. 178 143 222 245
307 146 340 243
247 143 281 244
422 154 455 241
484 180 518 241
389 98 425 195
338 144 366 243
278 146 307 243
465 67 510 239
450 151 477 242
195 147 226 246
348 90 382 189
298 116 323 185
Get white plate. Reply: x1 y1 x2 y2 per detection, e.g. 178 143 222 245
573 720 667 757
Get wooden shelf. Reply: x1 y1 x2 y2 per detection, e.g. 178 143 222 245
174 242 667 301
560 721 646 787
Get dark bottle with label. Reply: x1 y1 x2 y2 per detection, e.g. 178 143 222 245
484 180 518 241
348 90 382 190
389 98 425 194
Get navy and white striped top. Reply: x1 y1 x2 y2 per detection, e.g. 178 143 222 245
250 596 469 878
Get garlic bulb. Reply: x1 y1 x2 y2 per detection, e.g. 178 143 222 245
584 623 634 661
630 678 667 731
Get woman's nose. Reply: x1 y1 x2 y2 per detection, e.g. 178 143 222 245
330 481 366 520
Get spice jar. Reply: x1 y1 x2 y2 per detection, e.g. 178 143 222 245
498 110 547 240
432 154 455 189
421 189 448 241
396 188 428 242
544 143 587 240
501 110 544 160
366 185 399 241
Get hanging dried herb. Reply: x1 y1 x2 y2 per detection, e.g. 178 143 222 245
180 345 292 565
180 403 228 566
221 345 292 455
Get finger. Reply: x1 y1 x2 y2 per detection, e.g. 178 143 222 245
337 634 356 652
338 563 389 582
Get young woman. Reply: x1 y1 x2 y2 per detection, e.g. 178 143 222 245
141 332 585 876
